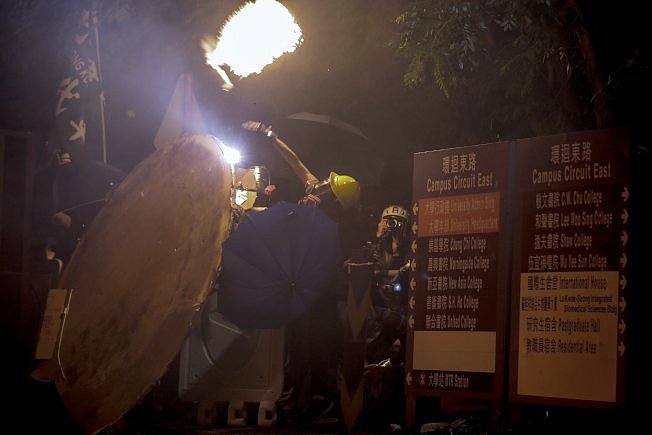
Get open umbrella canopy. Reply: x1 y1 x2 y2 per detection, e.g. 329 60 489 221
52 159 126 215
287 112 368 140
281 113 384 187
217 201 341 329
235 113 384 189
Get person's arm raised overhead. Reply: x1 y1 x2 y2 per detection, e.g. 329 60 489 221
241 120 319 189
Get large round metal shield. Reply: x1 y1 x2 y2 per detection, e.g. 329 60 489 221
31 134 233 434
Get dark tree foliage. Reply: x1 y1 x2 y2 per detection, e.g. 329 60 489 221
393 0 650 142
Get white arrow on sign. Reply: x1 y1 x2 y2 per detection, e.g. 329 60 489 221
618 319 626 334
619 275 627 291
412 221 418 235
621 187 629 202
409 296 415 310
408 315 415 329
621 209 629 224
406 371 412 386
412 202 418 216
620 253 628 268
411 259 416 272
619 297 627 312
618 341 626 357
620 231 628 246
410 278 416 291
412 239 417 253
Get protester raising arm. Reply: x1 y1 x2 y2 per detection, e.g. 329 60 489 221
240 121 319 190
241 120 360 210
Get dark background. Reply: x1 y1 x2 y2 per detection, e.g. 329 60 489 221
1 1 650 209
0 1 649 433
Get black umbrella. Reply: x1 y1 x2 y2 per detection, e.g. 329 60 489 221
288 112 368 140
31 159 126 254
52 159 126 215
279 112 383 187
217 201 342 329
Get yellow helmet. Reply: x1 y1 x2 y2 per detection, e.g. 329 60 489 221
329 171 360 210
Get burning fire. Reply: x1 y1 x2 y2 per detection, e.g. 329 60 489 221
203 0 303 90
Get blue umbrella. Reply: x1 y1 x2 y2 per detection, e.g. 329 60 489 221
217 201 342 329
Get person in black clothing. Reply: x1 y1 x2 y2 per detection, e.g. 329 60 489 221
367 204 411 365
241 120 363 424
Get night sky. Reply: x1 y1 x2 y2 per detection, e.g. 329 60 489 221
1 1 650 212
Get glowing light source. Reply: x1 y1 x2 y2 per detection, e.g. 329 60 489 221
223 145 241 165
203 0 303 88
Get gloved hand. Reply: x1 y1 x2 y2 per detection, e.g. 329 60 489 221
300 193 321 206
241 120 277 138
263 184 277 196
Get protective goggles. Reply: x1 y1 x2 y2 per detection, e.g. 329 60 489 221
384 217 405 229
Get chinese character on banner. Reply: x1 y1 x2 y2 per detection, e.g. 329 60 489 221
48 1 102 165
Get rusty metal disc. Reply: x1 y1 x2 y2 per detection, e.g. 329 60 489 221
32 134 233 434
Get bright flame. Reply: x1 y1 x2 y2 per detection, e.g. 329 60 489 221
204 0 303 80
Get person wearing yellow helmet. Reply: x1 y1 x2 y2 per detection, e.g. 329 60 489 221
240 120 363 424
240 120 361 211
301 171 360 211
